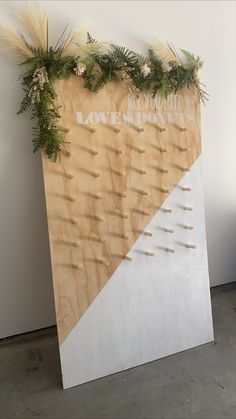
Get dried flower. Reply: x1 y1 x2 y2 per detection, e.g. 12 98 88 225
32 67 49 88
28 89 40 104
28 66 49 104
140 63 151 77
74 63 86 76
115 69 139 94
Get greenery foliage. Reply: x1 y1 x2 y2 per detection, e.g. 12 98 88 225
17 33 206 161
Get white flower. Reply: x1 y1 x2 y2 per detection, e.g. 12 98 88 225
140 63 151 77
74 63 86 76
32 67 49 88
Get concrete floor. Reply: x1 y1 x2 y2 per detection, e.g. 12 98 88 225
0 283 236 419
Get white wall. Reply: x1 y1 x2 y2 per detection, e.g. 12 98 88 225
0 0 235 338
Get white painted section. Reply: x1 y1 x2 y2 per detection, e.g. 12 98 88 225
0 0 234 337
60 156 213 389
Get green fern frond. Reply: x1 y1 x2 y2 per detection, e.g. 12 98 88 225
17 90 31 114
180 49 203 71
110 45 137 66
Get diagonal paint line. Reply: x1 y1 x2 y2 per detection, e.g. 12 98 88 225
59 155 213 389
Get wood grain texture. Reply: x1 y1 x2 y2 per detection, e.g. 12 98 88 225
41 76 201 344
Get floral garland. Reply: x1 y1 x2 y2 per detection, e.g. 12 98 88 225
0 5 208 161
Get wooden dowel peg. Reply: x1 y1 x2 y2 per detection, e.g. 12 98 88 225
91 171 101 178
179 167 190 172
62 150 71 157
142 230 153 237
136 189 150 196
92 215 104 222
151 144 169 153
173 123 187 132
94 258 109 266
66 196 77 202
123 255 132 261
136 209 150 216
111 147 123 155
112 254 132 261
154 124 166 132
112 232 130 240
158 167 169 173
128 123 144 133
89 149 99 156
72 241 81 248
79 125 96 133
64 173 74 179
72 264 82 270
162 208 172 213
93 237 104 243
120 233 130 240
160 188 170 194
132 145 146 154
76 145 99 156
104 124 120 133
87 236 104 243
143 250 155 257
114 211 129 219
183 206 193 211
164 228 174 233
112 169 125 177
137 147 146 154
182 187 192 192
185 244 197 249
165 247 175 253
88 192 103 199
113 191 127 198
184 225 194 230
62 239 81 248
121 213 129 219
70 218 79 225
133 168 147 175
159 147 168 153
112 127 121 133
147 122 166 132
59 127 70 133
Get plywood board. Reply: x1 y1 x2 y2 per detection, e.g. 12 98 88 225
41 76 213 388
